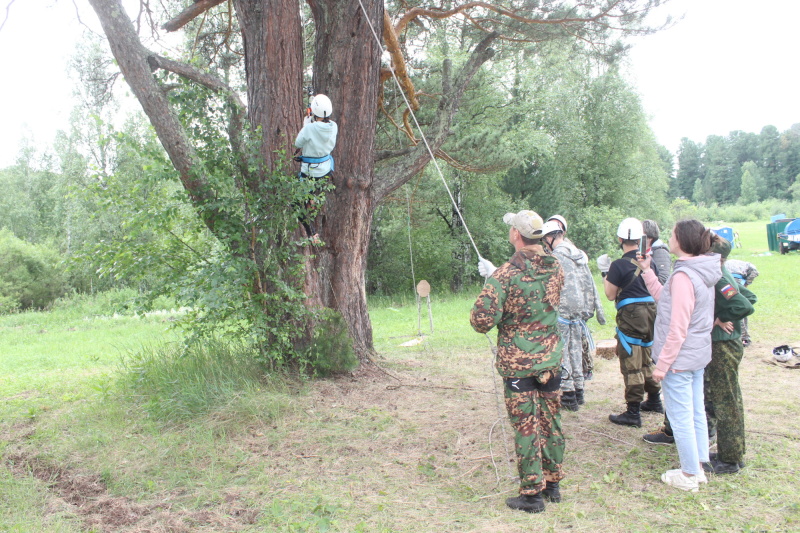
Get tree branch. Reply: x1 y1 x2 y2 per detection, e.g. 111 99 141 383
372 32 498 201
87 0 222 233
162 0 226 32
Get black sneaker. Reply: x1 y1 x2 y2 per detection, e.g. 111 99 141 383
506 493 545 513
643 427 675 445
542 481 561 503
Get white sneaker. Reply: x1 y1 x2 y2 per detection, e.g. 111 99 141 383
664 468 707 484
661 470 700 492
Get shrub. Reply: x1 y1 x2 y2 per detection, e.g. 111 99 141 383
567 205 626 262
301 309 358 377
0 229 65 312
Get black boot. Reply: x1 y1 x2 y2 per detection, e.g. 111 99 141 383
506 493 545 513
575 389 585 405
542 481 561 503
561 391 579 412
640 392 664 413
609 402 642 427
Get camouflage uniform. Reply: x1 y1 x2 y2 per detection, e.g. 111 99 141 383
470 246 564 496
549 240 606 392
704 266 756 464
723 259 759 345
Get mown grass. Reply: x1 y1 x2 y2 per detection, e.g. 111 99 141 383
1 219 799 532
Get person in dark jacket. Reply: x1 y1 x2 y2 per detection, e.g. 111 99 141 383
643 219 671 285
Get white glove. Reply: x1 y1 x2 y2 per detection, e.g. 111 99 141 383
596 253 611 274
478 257 496 278
303 115 313 125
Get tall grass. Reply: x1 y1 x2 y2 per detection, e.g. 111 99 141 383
119 339 275 421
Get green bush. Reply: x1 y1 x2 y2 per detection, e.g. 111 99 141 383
567 205 626 262
302 309 358 377
0 229 65 312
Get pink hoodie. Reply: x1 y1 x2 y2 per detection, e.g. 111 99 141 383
642 266 695 373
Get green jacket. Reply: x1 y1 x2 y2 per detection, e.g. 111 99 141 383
712 265 757 342
470 246 564 379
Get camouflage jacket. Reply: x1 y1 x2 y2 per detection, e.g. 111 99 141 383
550 240 606 324
724 259 759 286
712 266 757 342
470 245 564 379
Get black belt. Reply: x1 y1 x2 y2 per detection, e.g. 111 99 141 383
504 372 561 393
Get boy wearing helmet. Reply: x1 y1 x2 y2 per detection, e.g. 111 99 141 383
294 94 338 241
540 220 606 411
603 218 663 427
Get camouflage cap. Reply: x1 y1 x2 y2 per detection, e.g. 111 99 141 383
710 237 732 258
503 210 544 240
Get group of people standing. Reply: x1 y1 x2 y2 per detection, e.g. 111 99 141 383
470 211 757 513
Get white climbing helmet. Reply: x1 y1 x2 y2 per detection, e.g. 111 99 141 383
547 215 567 233
540 220 563 237
617 218 643 241
310 94 333 118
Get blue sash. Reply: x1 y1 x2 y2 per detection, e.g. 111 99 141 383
558 317 596 352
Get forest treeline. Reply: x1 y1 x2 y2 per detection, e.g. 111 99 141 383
1 39 798 315
673 126 800 205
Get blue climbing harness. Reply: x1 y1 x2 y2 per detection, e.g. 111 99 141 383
300 154 334 171
615 296 655 356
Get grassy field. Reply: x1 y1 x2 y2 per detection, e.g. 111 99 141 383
1 220 799 532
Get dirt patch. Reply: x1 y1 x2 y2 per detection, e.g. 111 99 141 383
3 452 259 532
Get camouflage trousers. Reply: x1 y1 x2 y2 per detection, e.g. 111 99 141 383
558 321 584 391
741 316 751 344
704 339 746 463
581 334 594 377
503 374 565 495
615 303 660 403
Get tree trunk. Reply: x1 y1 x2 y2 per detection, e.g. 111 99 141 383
233 0 303 165
305 0 384 360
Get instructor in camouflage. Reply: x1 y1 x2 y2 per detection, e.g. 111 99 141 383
471 210 565 514
703 237 756 475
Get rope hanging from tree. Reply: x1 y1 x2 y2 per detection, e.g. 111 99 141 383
356 0 482 261
358 0 516 484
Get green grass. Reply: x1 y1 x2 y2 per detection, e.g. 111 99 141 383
1 219 799 532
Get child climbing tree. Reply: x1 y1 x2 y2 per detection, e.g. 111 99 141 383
85 0 667 365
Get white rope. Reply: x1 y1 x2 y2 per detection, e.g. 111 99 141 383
356 0 482 259
357 0 515 485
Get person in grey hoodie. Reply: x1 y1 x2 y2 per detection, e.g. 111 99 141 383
642 220 671 285
638 219 721 492
541 222 606 411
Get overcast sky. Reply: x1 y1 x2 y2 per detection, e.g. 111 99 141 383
1 0 799 167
